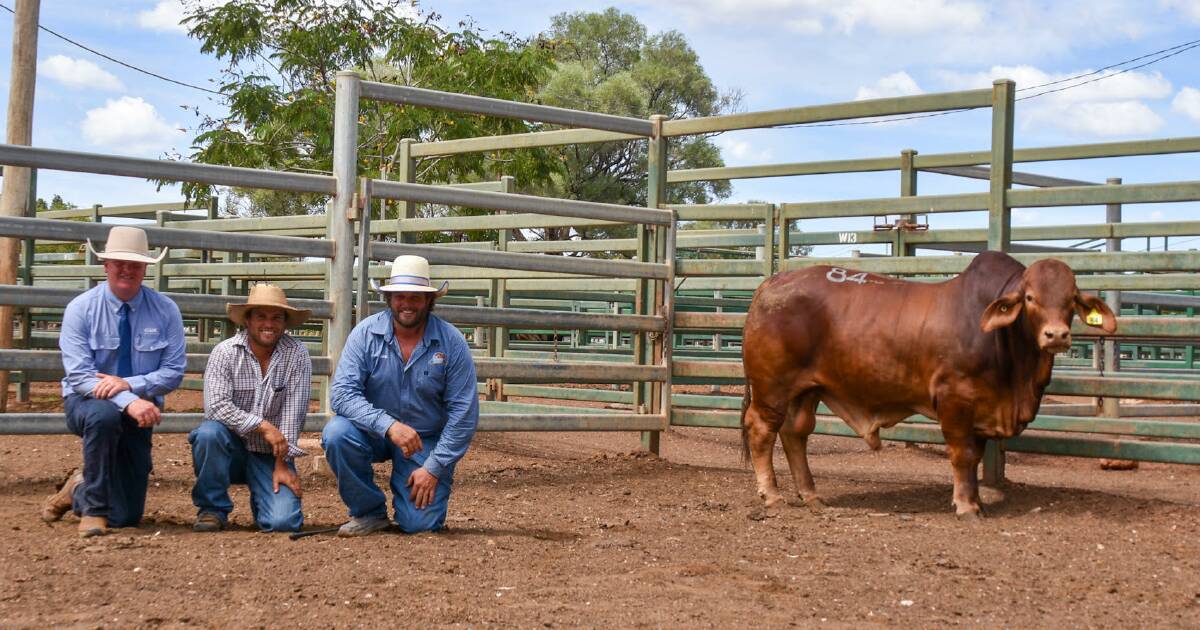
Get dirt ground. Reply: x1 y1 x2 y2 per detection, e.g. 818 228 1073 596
1 386 1198 628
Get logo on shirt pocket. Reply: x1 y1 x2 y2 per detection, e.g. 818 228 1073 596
429 352 446 365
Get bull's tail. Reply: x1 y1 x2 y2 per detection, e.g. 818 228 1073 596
739 384 752 465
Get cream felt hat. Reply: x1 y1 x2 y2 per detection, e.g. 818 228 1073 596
374 255 448 296
226 284 312 328
86 226 167 264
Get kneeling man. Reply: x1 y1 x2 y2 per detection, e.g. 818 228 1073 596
323 255 479 536
42 226 185 537
191 284 312 532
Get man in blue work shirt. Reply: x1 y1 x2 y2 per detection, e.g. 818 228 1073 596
323 254 479 536
41 226 186 537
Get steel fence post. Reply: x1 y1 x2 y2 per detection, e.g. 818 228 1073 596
983 79 1015 486
326 71 361 413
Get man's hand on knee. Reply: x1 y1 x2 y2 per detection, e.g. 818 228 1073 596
273 460 303 498
385 421 423 458
407 467 437 510
126 399 161 428
92 372 131 400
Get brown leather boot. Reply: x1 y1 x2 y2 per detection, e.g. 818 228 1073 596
78 515 107 538
40 469 82 523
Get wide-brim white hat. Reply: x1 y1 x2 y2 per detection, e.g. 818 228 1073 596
86 225 167 264
374 255 448 296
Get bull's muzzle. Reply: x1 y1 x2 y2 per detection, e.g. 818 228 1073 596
1039 325 1071 353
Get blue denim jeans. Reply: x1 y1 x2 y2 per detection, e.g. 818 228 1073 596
189 420 303 532
65 394 153 528
321 415 454 533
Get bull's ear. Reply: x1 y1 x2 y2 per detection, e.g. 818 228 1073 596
1075 293 1117 333
981 291 1023 332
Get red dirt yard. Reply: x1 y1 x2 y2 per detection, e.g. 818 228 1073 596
1 385 1198 627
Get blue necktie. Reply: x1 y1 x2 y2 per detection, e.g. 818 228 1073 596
117 303 133 378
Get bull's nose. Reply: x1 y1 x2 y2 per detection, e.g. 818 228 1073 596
1043 328 1070 345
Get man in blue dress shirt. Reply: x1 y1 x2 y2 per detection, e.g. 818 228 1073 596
323 255 479 536
40 226 186 537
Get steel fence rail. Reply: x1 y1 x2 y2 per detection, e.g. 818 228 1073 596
359 81 654 137
0 144 336 194
668 136 1200 183
0 215 334 258
662 89 993 136
0 349 334 376
410 128 642 157
434 304 664 333
369 241 668 280
370 179 673 226
0 285 334 319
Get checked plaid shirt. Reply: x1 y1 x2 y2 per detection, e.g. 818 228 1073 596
203 330 311 459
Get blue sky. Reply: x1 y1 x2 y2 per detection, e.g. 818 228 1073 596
3 1 1200 254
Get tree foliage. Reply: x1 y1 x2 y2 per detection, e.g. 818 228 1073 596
531 8 741 247
180 0 559 223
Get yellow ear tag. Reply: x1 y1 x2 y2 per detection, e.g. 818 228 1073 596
1086 309 1104 326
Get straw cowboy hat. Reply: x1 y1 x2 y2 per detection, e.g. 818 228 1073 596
374 255 448 296
86 225 168 264
226 284 312 328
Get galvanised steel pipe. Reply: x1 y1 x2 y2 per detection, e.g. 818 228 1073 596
370 179 673 226
474 357 667 383
0 215 334 258
433 304 664 333
326 71 360 379
0 413 332 435
0 349 334 376
0 144 335 194
0 285 334 319
359 81 654 137
370 241 668 280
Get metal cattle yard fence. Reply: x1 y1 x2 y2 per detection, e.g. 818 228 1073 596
0 75 1197 484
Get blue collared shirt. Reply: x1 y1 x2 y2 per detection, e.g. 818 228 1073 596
330 311 479 479
59 282 186 410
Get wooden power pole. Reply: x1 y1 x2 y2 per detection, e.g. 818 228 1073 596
0 0 41 410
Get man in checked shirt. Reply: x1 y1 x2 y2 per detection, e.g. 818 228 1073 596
189 284 313 533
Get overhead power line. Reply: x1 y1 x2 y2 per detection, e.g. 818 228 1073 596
0 1 220 95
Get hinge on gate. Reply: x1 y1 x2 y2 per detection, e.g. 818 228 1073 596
873 214 929 232
346 193 360 221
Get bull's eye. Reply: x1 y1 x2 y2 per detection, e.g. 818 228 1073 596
1026 295 1034 303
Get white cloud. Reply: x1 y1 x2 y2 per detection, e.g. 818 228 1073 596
135 0 420 34
714 135 773 164
81 97 185 154
1160 0 1200 23
855 71 922 100
1013 208 1041 225
829 0 985 34
1150 210 1165 220
38 55 125 92
784 17 823 35
664 0 986 35
137 1 188 34
1030 101 1164 137
937 65 1171 137
1172 87 1200 122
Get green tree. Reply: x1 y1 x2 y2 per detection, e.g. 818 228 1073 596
530 8 740 248
179 0 559 233
34 194 76 213
34 195 83 254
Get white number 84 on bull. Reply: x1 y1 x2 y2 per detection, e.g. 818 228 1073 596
825 267 868 284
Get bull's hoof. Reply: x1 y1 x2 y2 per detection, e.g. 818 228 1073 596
955 510 982 522
801 495 826 510
761 494 784 508
1099 458 1139 471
